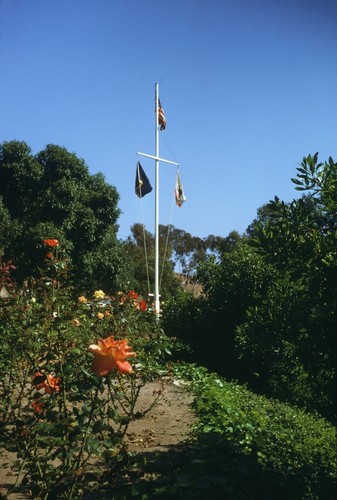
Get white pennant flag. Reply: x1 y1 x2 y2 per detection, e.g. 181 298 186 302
175 172 186 207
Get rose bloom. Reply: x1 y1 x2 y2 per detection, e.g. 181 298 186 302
32 372 61 394
43 239 59 248
94 290 105 299
78 295 87 303
88 336 136 376
32 399 44 414
97 312 104 320
72 318 81 327
128 290 139 300
139 300 147 312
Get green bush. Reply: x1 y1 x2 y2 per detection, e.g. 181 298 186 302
162 246 276 381
176 364 337 499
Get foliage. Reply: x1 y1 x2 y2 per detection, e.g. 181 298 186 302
164 225 206 277
161 226 243 278
124 223 180 300
162 244 276 381
236 275 336 419
291 152 337 219
1 237 336 499
0 140 132 293
178 364 337 499
93 363 337 499
163 154 336 422
240 154 337 420
204 229 243 257
1 148 336 497
0 241 178 498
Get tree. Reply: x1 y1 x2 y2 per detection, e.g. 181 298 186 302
160 225 207 278
124 223 179 299
0 141 43 220
163 154 336 421
236 154 337 420
163 243 276 380
204 230 242 257
0 140 131 293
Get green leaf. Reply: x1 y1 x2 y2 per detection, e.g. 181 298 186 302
70 348 81 355
92 420 105 433
202 424 213 433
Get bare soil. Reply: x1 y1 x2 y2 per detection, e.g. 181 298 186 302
0 380 196 499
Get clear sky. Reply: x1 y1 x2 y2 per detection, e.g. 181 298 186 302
1 0 336 241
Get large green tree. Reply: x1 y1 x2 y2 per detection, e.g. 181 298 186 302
163 154 336 421
238 153 336 419
0 140 133 293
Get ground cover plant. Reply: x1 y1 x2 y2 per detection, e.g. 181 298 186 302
168 365 337 499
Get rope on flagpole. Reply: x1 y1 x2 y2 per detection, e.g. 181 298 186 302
160 133 180 166
156 133 181 291
136 157 151 296
159 185 176 291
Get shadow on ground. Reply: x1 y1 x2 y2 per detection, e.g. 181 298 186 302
79 433 334 500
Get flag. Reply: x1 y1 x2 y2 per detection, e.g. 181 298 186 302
175 172 186 207
157 99 166 130
135 162 153 198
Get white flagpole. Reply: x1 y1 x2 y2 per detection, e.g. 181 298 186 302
137 84 179 317
154 82 160 316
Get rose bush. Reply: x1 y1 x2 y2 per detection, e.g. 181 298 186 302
0 240 177 498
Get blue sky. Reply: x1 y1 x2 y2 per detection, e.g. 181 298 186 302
1 0 336 241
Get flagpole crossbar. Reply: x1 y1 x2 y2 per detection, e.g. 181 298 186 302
137 152 179 167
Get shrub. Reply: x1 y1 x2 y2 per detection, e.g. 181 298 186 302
177 364 337 499
0 241 177 498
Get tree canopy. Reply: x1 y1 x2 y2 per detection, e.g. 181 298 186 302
162 154 337 422
0 140 133 293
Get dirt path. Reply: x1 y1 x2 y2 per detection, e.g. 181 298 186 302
0 380 196 499
125 380 195 452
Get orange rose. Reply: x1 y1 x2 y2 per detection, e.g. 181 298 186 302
32 399 44 414
43 239 59 248
88 336 136 377
32 372 61 394
139 300 147 311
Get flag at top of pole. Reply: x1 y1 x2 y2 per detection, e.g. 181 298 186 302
157 99 166 130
